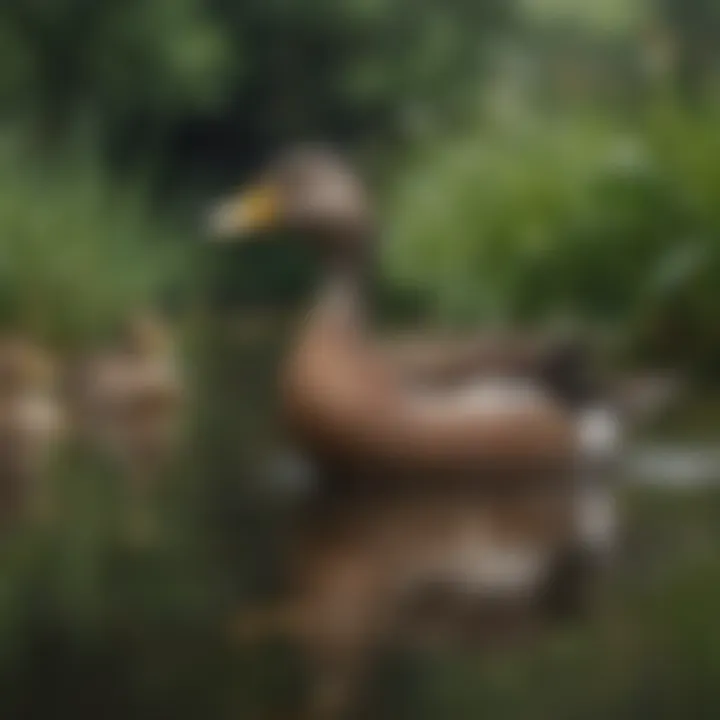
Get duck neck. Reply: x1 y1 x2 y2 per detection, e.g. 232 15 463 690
281 233 375 430
311 234 375 335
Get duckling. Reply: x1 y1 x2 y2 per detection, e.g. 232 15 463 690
74 312 185 542
0 335 64 526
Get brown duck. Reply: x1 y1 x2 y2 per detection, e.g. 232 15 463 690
209 147 620 718
0 334 64 525
73 312 185 541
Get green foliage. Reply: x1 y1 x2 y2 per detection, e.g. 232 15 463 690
0 0 230 142
0 0 515 167
521 0 642 34
654 0 720 99
0 130 186 346
384 106 720 371
210 0 512 141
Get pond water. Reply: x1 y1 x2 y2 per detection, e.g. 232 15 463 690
626 444 720 488
174 318 720 718
626 394 720 488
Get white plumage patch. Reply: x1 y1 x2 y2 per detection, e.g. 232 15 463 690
577 406 622 461
412 378 550 418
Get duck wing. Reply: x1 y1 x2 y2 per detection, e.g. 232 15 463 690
379 331 548 388
381 330 603 410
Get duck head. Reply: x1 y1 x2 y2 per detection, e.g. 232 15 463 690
207 145 375 261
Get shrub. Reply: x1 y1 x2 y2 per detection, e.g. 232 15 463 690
384 106 720 373
0 130 187 348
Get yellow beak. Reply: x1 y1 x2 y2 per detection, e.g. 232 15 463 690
207 184 280 239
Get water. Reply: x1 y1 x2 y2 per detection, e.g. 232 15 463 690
623 395 720 489
625 444 720 489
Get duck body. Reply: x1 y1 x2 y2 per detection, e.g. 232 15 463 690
76 314 184 475
279 281 577 485
80 349 182 476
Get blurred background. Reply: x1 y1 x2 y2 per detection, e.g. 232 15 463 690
0 0 719 717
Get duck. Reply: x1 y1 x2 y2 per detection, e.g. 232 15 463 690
0 334 64 526
209 147 577 476
207 146 619 718
72 311 185 541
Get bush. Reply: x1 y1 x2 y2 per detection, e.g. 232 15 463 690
0 130 187 348
0 0 229 138
384 106 720 373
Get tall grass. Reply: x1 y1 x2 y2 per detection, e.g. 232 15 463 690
0 130 187 348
